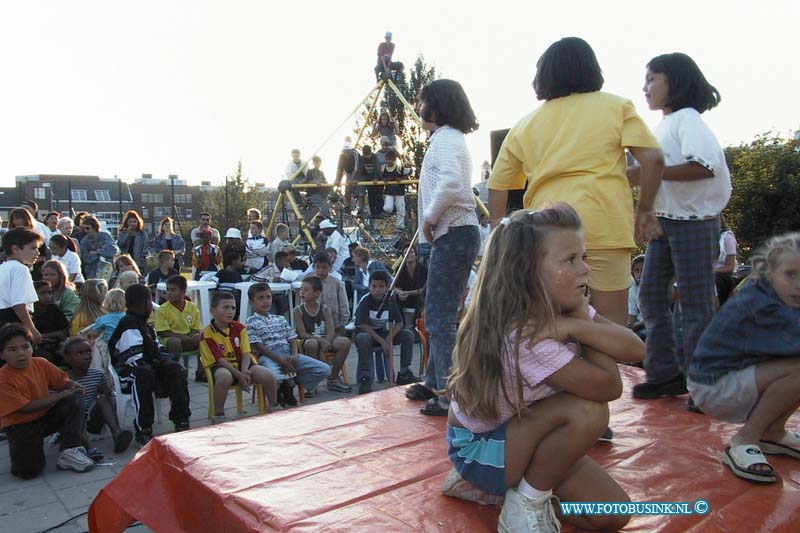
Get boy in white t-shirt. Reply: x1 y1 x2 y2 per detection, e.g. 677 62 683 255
0 228 43 344
49 234 85 285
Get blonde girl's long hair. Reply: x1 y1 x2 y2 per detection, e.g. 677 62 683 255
445 203 583 422
74 279 108 324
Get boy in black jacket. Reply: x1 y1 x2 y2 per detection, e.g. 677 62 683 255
108 284 191 446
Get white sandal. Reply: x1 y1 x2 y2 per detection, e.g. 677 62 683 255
760 431 800 460
723 444 776 483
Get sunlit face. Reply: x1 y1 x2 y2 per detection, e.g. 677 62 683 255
0 335 33 369
247 211 259 223
369 279 388 300
768 253 800 309
644 68 670 112
118 262 135 273
12 216 29 229
58 220 73 236
211 298 237 326
42 266 60 288
126 217 138 230
166 284 185 304
250 290 272 315
14 241 40 266
540 229 591 313
291 151 301 164
162 220 173 233
249 223 261 237
314 262 330 280
200 215 211 227
46 214 58 230
64 342 92 371
299 282 318 303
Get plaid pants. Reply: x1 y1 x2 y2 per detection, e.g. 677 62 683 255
639 216 719 383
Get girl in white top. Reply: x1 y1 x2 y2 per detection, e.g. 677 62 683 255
627 53 731 404
407 79 481 416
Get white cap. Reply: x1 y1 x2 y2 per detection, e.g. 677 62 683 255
319 219 337 229
225 228 242 239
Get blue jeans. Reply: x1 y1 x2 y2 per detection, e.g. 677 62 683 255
258 348 330 389
639 217 719 383
355 329 414 383
424 225 480 393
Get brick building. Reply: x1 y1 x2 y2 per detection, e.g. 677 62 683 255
130 175 208 236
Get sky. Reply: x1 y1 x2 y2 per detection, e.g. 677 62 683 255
1 0 798 188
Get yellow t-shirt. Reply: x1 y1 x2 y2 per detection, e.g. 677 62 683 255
198 322 251 369
154 300 200 336
70 310 92 337
488 91 660 250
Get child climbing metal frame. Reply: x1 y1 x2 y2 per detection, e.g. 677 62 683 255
263 78 489 251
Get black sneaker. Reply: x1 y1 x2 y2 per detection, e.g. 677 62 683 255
358 377 372 395
632 375 688 399
135 428 153 447
395 369 419 386
174 421 190 432
280 381 298 406
598 427 613 442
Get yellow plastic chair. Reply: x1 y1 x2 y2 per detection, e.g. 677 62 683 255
204 354 267 420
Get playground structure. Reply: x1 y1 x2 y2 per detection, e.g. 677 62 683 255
263 78 488 266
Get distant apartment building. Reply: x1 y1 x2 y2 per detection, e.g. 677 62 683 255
130 175 208 235
2 175 133 234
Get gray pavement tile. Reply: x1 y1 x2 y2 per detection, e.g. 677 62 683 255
0 470 46 494
54 478 113 510
1 501 72 533
0 480 59 515
44 463 117 491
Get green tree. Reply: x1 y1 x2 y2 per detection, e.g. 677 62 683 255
205 161 272 231
724 131 800 260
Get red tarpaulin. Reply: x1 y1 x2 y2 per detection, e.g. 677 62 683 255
89 366 800 532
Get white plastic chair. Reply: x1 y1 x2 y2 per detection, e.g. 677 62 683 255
199 271 219 282
108 361 165 427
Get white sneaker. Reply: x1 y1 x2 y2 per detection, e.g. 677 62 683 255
440 467 504 506
497 487 561 533
327 377 353 393
56 447 95 473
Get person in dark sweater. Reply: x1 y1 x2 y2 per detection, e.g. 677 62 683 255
108 284 191 446
32 281 69 365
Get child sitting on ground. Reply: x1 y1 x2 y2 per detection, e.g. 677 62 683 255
354 270 417 394
155 275 202 380
192 229 221 280
245 283 331 401
108 284 191 446
198 291 277 422
312 252 350 336
70 279 108 337
32 280 69 365
266 223 290 264
146 250 178 302
442 205 644 532
63 337 133 455
0 323 95 478
109 254 143 288
0 228 43 344
688 232 800 484
293 276 352 393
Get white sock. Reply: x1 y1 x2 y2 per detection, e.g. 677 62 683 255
517 478 550 501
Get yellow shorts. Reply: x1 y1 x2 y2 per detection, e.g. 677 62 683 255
586 248 634 292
